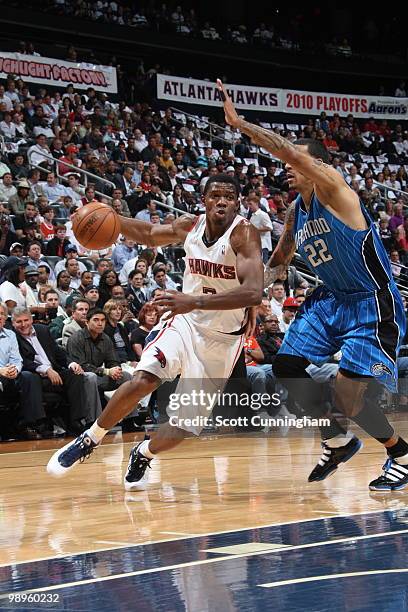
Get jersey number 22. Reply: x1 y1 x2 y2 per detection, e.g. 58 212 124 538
304 239 333 268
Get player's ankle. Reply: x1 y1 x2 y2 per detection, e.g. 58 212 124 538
324 431 354 448
139 439 155 459
87 421 109 444
386 436 408 462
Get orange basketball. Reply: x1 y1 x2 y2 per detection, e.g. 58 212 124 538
72 201 121 249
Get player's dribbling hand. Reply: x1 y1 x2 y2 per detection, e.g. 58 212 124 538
216 79 241 128
153 290 197 321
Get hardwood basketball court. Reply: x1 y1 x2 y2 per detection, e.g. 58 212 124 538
1 422 407 610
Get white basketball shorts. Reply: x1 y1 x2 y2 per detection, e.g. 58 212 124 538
135 314 244 434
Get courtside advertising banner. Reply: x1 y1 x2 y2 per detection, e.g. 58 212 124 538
157 74 408 120
157 73 280 112
281 89 408 119
0 52 117 93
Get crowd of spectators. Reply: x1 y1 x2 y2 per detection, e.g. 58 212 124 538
13 1 407 65
1 59 408 440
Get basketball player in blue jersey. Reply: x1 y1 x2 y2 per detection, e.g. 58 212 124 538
218 79 408 491
47 174 264 490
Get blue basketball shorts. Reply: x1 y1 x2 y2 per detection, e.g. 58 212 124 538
279 284 406 392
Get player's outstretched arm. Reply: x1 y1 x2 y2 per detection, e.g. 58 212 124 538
154 223 263 318
264 203 296 286
216 79 351 201
119 214 197 247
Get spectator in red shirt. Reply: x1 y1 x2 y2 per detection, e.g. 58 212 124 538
323 132 339 153
39 207 55 242
58 144 80 176
378 120 391 137
363 118 378 133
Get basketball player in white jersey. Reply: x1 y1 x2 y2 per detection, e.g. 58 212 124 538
47 174 264 489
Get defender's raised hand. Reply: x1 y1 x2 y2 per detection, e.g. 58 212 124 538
216 79 241 128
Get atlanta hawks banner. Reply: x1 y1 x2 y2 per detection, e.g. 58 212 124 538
157 74 280 111
157 74 408 119
0 52 117 93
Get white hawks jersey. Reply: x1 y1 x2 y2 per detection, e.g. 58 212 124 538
182 213 248 333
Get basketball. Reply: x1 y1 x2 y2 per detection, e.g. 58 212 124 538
72 201 121 250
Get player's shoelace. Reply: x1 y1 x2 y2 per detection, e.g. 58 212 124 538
317 443 332 467
126 449 152 481
59 434 95 467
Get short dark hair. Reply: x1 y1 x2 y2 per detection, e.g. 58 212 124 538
294 138 330 164
44 289 59 300
203 173 240 198
72 297 90 310
27 240 42 250
37 263 50 272
86 307 105 321
128 269 144 280
150 288 164 299
97 257 110 268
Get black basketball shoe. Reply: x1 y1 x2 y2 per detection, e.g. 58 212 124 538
308 436 363 482
369 457 408 491
124 436 152 491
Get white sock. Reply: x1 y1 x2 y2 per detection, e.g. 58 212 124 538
324 432 354 448
87 421 109 444
394 452 408 465
138 439 155 459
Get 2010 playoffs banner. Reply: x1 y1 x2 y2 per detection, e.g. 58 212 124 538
157 74 408 120
0 52 117 93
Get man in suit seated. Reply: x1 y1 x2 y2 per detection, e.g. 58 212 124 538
12 306 90 434
0 301 51 440
61 298 90 348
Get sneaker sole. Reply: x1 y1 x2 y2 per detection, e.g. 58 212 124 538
123 477 148 491
309 439 363 482
309 464 338 482
369 482 408 492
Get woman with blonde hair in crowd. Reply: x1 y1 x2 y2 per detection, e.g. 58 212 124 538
103 299 136 364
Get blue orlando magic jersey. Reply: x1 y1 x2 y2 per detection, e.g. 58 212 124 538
294 193 393 294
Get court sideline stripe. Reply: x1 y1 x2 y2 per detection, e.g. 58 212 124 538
259 568 408 589
1 528 407 598
0 508 393 568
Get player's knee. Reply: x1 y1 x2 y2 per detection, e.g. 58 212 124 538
128 370 160 397
336 368 369 417
273 354 310 379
